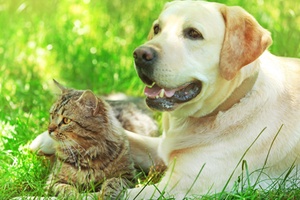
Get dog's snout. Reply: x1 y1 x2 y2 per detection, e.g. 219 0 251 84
133 46 157 66
133 46 157 85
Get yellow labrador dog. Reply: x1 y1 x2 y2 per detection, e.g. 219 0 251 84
126 0 300 199
30 0 300 199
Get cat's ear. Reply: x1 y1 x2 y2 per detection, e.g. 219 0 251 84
76 90 99 116
53 79 68 94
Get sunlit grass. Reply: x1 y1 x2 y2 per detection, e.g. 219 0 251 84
0 0 299 199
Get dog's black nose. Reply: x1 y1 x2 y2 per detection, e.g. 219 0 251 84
133 46 157 67
133 46 157 85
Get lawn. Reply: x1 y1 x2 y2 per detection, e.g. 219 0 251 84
0 0 299 199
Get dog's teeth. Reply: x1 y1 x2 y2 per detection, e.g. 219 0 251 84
159 89 165 98
149 82 156 88
155 95 159 99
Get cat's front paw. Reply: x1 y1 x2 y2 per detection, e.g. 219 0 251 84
99 178 129 200
57 190 80 199
48 183 80 199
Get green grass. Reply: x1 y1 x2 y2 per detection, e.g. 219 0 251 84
0 0 299 199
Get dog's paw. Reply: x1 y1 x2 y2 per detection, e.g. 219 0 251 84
29 131 55 155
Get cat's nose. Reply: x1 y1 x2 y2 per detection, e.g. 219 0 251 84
48 124 57 135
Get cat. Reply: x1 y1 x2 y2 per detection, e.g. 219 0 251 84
45 80 137 199
106 97 159 137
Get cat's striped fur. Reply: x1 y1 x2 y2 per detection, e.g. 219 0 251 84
45 81 137 199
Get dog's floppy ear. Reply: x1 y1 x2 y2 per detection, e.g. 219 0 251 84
219 6 272 80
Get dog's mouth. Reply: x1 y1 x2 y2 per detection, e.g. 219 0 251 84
144 81 202 111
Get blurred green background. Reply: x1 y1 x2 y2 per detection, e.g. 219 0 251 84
0 0 299 198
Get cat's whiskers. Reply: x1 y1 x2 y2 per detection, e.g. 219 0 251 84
89 136 103 146
71 139 86 150
67 145 76 158
72 138 99 159
68 146 79 166
60 141 77 163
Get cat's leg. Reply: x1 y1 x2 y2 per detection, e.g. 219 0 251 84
46 182 81 199
99 177 132 199
125 130 164 173
29 131 55 155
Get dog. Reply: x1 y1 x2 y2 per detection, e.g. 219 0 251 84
30 1 300 199
126 0 300 199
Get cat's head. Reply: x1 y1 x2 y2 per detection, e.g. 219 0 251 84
48 80 113 146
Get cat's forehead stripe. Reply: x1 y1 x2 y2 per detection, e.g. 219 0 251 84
54 97 70 114
59 107 66 115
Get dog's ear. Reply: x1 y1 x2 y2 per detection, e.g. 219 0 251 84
219 6 272 80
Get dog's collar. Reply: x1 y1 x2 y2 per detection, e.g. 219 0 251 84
209 72 259 116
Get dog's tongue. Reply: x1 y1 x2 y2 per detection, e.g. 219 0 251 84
144 84 176 98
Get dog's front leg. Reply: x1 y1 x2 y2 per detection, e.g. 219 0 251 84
29 131 55 155
125 130 163 173
29 130 163 173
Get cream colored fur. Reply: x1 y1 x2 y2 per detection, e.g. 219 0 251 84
126 1 300 199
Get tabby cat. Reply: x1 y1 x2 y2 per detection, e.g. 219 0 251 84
45 80 136 199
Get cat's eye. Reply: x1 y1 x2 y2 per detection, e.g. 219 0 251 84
62 117 71 124
49 113 55 121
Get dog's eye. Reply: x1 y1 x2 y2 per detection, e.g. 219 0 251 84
153 24 160 35
184 28 204 40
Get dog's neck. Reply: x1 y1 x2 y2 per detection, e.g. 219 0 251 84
208 72 259 116
163 72 259 133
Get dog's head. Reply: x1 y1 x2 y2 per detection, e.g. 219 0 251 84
133 1 272 117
